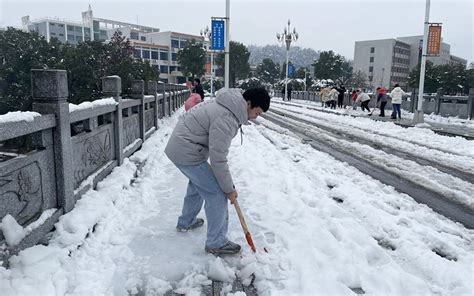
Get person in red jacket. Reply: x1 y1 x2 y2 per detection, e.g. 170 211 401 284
351 90 358 110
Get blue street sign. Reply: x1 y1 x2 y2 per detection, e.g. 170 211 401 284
211 19 225 51
288 64 294 77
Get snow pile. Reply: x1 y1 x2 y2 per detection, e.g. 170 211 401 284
0 111 41 124
0 215 25 246
68 97 117 112
0 209 57 247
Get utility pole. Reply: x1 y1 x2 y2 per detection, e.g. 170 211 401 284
414 0 431 124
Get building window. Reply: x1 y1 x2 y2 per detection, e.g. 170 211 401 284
67 35 75 41
179 40 187 48
58 24 64 28
130 32 139 40
160 51 168 60
141 36 146 41
368 76 373 81
171 39 179 48
370 47 375 53
134 49 141 59
369 57 374 62
169 66 177 72
171 53 177 61
142 49 150 59
50 23 56 26
160 65 169 73
59 33 64 36
151 51 158 60
369 66 373 72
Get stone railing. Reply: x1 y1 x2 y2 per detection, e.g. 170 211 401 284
274 88 474 119
0 69 190 262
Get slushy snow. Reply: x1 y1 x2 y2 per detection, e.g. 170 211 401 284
0 101 472 295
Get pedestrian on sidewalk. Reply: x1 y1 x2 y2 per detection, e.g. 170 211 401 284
192 78 205 100
329 87 339 109
388 84 405 120
356 89 371 113
320 87 331 107
351 90 358 110
287 83 293 101
165 88 271 255
336 85 346 108
376 87 388 117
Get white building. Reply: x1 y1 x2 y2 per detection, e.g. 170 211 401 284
353 35 468 90
21 6 212 83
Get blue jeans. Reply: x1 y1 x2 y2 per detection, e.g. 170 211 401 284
175 161 229 248
391 104 401 119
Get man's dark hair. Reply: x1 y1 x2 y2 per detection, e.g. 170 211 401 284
394 84 399 87
242 88 271 112
194 78 201 84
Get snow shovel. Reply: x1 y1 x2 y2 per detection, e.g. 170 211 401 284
233 200 267 253
368 102 379 116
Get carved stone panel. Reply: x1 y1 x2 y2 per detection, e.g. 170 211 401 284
72 126 115 188
0 162 43 226
123 115 140 148
145 108 155 132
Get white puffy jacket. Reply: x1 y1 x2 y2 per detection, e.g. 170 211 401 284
389 87 406 104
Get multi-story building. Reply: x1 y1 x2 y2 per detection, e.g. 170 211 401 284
353 39 411 90
21 6 212 83
354 35 468 90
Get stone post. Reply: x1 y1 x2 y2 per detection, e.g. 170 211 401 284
411 89 418 113
434 87 443 115
31 69 74 212
167 84 172 116
468 88 474 120
131 80 145 141
102 76 123 165
158 82 165 118
148 81 159 129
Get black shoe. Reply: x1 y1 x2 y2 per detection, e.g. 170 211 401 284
205 241 241 255
176 218 204 232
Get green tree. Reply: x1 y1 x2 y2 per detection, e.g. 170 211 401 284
177 38 206 79
407 61 439 93
311 50 350 81
0 28 65 114
255 58 280 84
216 41 251 87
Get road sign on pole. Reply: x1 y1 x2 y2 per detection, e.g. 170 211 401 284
288 64 294 77
210 19 225 51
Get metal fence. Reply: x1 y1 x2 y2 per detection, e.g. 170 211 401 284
0 69 190 263
274 88 474 120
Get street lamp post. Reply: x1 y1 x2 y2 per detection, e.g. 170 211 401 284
413 0 431 124
201 26 214 97
277 19 298 101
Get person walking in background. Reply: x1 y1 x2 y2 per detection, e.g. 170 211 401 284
165 88 271 256
329 87 339 109
287 83 293 101
320 87 331 107
389 84 405 120
376 87 388 117
356 89 371 113
351 90 358 110
192 78 205 100
336 85 346 108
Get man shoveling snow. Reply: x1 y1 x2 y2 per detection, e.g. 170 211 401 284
165 88 271 255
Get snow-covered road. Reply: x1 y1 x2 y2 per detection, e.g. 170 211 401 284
1 103 472 296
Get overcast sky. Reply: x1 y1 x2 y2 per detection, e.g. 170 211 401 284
1 0 472 63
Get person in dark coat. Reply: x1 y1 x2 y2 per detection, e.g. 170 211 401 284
193 78 205 100
336 85 346 108
376 87 388 117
